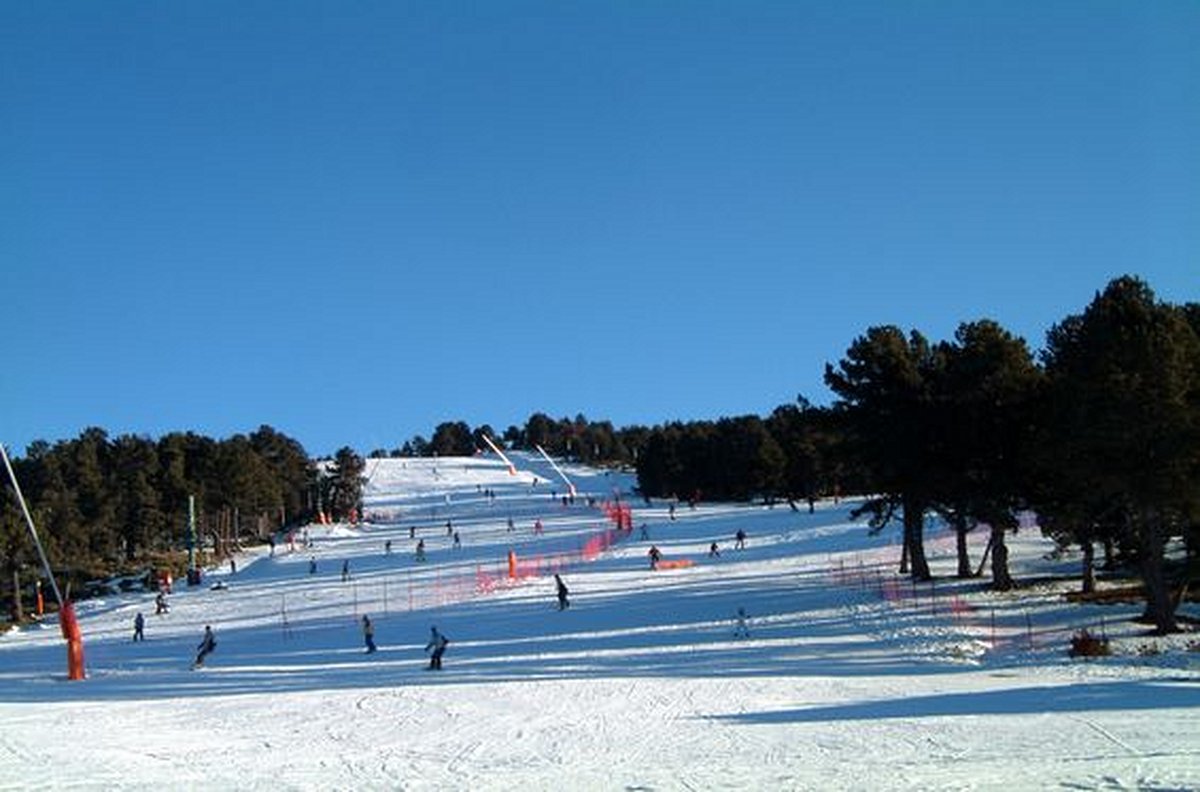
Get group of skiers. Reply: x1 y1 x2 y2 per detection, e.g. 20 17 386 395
136 618 453 671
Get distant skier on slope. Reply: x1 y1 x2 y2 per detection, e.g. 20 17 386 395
425 625 449 670
133 612 145 642
362 615 377 654
733 607 750 639
555 574 570 610
193 625 217 668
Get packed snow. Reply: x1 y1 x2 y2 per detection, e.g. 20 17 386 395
1 453 1197 790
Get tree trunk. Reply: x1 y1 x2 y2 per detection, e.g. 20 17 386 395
903 496 931 581
10 567 22 624
1138 527 1178 634
955 520 972 578
1081 541 1095 595
898 535 909 575
1102 538 1116 571
974 536 993 578
990 525 1014 591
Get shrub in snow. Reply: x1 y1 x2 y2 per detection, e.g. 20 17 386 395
1068 628 1110 658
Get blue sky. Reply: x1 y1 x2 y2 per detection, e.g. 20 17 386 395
3 2 1196 458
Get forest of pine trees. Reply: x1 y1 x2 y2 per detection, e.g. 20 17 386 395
4 275 1197 633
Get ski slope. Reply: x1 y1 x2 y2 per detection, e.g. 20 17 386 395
0 453 1197 790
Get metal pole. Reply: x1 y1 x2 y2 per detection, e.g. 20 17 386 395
1 443 64 607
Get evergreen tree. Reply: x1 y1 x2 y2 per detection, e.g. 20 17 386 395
825 326 936 580
430 422 475 456
111 435 164 561
931 320 1041 588
1040 276 1200 633
326 447 366 521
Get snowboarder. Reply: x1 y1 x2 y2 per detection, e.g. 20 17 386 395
362 615 377 654
735 529 747 550
555 574 570 610
648 545 662 569
424 625 449 670
155 592 169 615
133 612 145 642
193 625 216 668
733 607 750 639
709 542 720 558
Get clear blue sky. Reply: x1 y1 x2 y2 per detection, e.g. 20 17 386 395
3 2 1196 458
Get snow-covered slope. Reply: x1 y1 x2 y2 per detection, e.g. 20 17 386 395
0 454 1196 790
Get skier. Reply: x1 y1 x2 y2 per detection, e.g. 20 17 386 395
424 625 449 670
133 612 145 642
735 529 747 550
533 519 544 536
385 539 392 555
709 542 720 558
193 625 217 668
415 539 426 562
452 531 461 550
229 557 237 575
341 559 350 582
555 574 570 610
155 592 169 615
733 607 751 639
308 557 317 575
362 615 377 654
648 545 662 570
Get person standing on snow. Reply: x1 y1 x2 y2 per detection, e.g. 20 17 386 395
362 615 377 654
648 545 662 569
733 607 751 639
424 625 449 670
735 528 747 550
193 625 217 668
133 612 145 642
555 574 570 610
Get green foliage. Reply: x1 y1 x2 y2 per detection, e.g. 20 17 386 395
1038 276 1200 633
2 426 315 589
